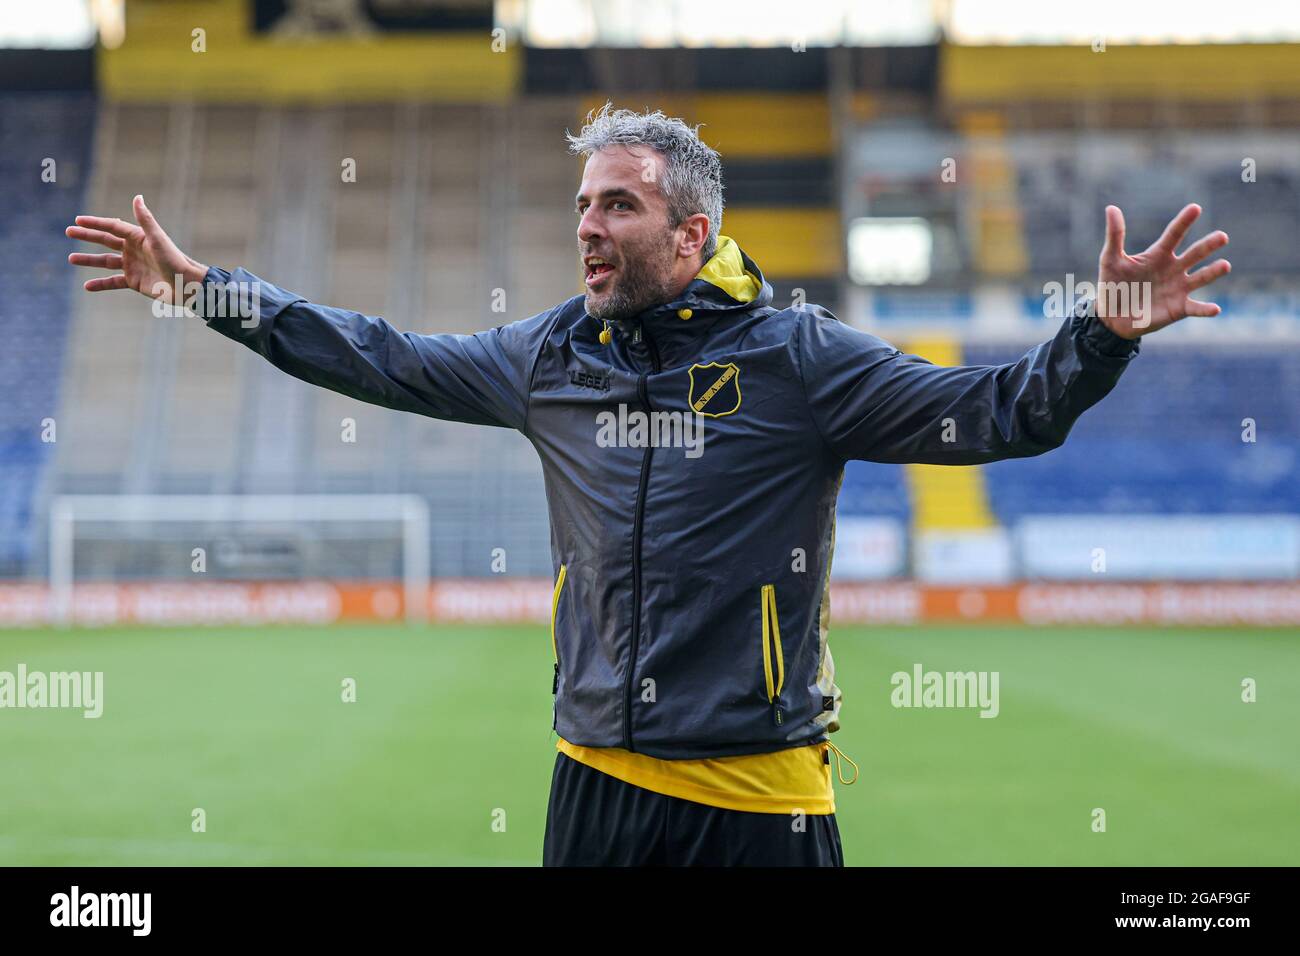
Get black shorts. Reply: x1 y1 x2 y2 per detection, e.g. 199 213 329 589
542 751 844 867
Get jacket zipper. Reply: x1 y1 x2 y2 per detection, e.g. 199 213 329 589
550 564 567 730
761 583 786 726
622 322 661 752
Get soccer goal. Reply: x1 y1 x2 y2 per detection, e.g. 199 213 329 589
47 495 430 626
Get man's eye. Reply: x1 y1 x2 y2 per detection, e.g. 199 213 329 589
612 201 631 211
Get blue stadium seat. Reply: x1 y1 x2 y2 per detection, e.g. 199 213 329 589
0 93 97 572
836 461 910 520
965 343 1300 519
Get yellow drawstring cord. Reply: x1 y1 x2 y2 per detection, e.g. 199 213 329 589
599 320 612 345
826 740 860 786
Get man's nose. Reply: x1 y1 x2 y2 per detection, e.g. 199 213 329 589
577 209 602 244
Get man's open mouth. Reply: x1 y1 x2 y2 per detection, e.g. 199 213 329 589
584 256 616 289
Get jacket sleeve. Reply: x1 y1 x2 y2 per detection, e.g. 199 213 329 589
796 300 1139 465
195 266 556 431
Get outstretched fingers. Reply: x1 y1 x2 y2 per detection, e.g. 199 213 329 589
1101 205 1126 260
1153 203 1201 255
68 252 123 270
1183 298 1222 318
65 225 125 251
83 274 129 293
132 194 159 232
72 215 139 241
1187 258 1231 291
1177 229 1229 269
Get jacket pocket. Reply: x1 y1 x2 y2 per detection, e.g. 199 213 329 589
760 583 786 726
550 564 568 731
550 564 568 692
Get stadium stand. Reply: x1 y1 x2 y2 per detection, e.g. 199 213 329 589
46 98 579 578
969 342 1300 520
4 70 1295 584
838 462 910 521
0 92 96 576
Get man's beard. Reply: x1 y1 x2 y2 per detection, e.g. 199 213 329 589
582 231 678 322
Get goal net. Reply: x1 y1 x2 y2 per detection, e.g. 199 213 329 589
48 495 430 626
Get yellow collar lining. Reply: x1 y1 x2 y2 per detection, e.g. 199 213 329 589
693 235 761 305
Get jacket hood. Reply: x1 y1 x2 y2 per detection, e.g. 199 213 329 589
680 235 770 311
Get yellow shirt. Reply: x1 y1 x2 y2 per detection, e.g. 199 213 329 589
556 737 856 815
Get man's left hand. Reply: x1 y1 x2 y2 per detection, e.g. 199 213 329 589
1096 203 1231 339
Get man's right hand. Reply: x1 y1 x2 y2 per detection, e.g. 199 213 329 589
66 194 208 303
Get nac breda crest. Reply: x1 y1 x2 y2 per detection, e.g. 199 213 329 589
686 362 741 418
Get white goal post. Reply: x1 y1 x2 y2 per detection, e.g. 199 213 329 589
48 495 430 626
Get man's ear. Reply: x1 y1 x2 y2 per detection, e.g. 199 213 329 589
677 213 710 261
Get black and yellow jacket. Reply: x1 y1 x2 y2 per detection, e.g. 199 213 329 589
197 237 1137 799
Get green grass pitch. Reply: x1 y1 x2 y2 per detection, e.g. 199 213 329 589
1 622 1295 865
